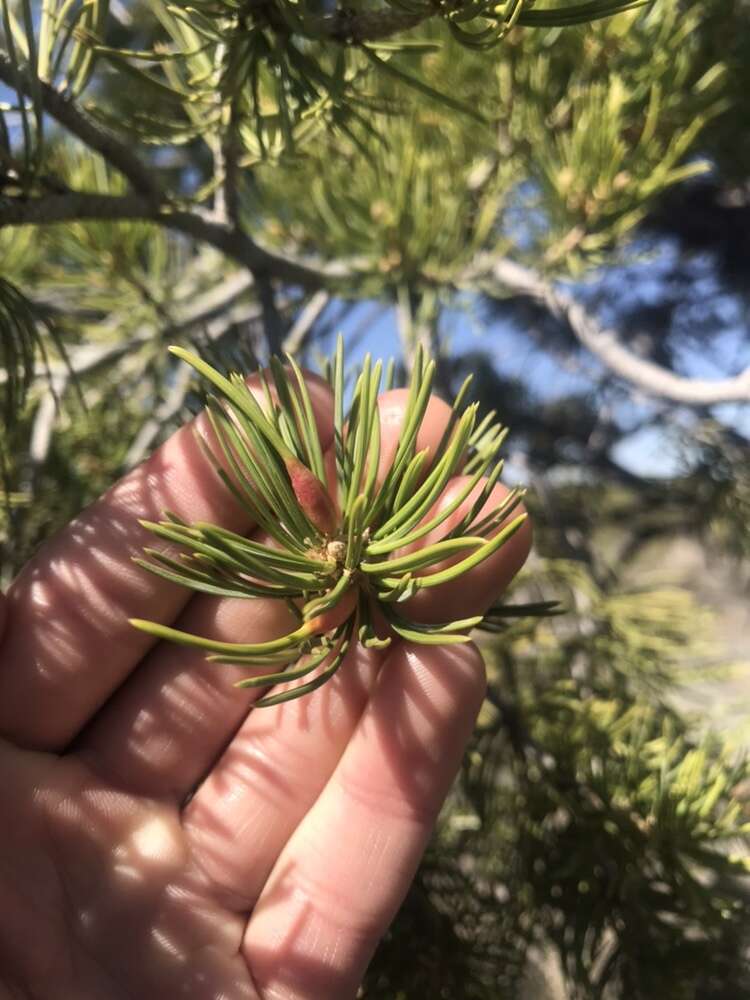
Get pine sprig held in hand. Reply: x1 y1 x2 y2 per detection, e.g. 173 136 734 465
130 339 539 706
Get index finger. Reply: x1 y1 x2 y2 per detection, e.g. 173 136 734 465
0 374 334 751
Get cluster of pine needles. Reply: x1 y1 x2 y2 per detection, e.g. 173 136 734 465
130 340 555 705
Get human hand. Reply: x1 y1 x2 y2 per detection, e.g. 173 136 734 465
0 374 530 1000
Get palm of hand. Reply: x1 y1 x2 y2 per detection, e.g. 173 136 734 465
0 379 530 1000
2 742 254 998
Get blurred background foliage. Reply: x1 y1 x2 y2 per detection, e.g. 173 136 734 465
2 0 750 996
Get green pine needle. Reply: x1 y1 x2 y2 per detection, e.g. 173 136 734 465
131 340 553 704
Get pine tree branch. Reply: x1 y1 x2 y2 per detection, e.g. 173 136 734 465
168 207 326 287
210 40 241 227
256 274 284 356
216 121 241 227
177 270 255 328
123 296 273 467
283 289 330 354
123 360 194 469
0 52 161 199
0 190 145 225
6 276 269 478
221 102 240 228
0 54 339 289
0 192 330 287
480 257 750 406
309 9 427 42
0 269 256 386
29 374 66 469
247 0 427 43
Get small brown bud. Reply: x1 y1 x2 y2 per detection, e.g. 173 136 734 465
285 456 338 537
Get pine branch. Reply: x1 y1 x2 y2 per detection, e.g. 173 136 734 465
306 9 426 43
123 359 193 469
0 191 147 225
256 274 284 356
210 39 241 227
28 374 66 470
218 116 241 227
0 270 255 386
283 290 330 354
0 51 160 199
240 0 427 44
177 270 255 329
481 257 750 406
124 294 279 466
0 55 339 289
168 208 327 287
0 192 330 288
7 290 270 480
276 1 646 44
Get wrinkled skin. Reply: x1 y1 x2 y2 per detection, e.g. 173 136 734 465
0 378 530 1000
